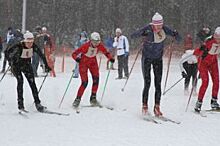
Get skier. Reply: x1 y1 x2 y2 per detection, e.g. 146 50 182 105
193 27 220 112
196 26 212 44
72 31 88 78
5 31 51 112
179 49 198 95
113 28 129 79
72 32 115 108
131 12 181 116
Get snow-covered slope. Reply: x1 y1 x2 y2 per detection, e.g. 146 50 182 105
0 55 219 146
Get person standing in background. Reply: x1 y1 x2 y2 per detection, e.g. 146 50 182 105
113 28 129 79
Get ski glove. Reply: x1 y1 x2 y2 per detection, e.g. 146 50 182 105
75 57 81 63
109 58 115 63
182 71 188 78
202 49 208 59
200 45 208 59
45 65 52 73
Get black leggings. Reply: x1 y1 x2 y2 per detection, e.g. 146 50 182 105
183 62 198 90
12 62 41 107
142 58 162 105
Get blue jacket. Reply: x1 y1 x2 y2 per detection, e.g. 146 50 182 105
131 25 181 59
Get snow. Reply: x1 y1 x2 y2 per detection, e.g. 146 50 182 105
0 55 220 146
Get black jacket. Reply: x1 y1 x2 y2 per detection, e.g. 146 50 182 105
6 42 48 67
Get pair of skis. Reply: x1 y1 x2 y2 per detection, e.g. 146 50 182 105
18 109 70 117
143 114 180 124
73 104 114 114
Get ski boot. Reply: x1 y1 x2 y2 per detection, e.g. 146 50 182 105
72 98 81 108
90 94 100 106
211 98 220 110
194 100 202 113
35 103 47 112
142 103 148 115
18 102 25 111
154 104 163 117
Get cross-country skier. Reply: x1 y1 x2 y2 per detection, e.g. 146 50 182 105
179 49 198 95
72 32 115 108
131 12 181 116
5 31 51 112
193 27 220 112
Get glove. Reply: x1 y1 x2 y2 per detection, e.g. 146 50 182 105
109 58 115 63
202 49 208 59
199 45 206 51
124 52 129 57
45 65 52 73
182 71 188 78
173 30 178 37
75 57 81 63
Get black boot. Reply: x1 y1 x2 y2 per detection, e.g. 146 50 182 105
90 94 100 106
18 99 24 110
72 97 81 108
194 100 202 112
211 98 220 110
35 103 47 112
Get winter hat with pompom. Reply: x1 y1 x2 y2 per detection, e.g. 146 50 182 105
152 12 163 25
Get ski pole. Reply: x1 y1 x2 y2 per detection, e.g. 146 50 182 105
58 72 74 108
163 77 184 95
0 66 10 83
185 78 198 112
38 72 49 94
163 39 175 94
121 46 142 92
100 62 111 102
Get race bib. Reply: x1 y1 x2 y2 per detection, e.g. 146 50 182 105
154 30 166 43
20 48 33 58
85 47 98 57
209 43 220 55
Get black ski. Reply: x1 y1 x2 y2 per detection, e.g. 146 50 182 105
81 104 114 110
143 115 161 124
155 116 181 124
40 110 70 116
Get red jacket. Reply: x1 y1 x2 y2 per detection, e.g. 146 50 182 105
72 41 112 61
193 37 219 66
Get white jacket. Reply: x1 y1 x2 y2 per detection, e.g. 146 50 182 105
113 35 129 56
179 50 197 73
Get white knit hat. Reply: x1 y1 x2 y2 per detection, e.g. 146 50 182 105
152 12 163 25
214 27 220 38
90 32 101 41
116 28 122 33
23 31 34 42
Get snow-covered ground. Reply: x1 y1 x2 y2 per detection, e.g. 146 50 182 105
0 54 220 146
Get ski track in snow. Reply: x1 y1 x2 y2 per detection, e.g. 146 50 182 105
0 56 220 146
